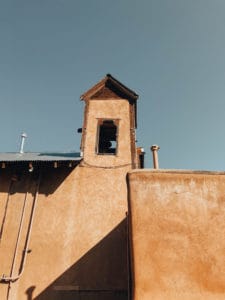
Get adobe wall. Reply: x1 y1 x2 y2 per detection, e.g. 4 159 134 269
0 163 130 300
82 99 135 168
128 170 225 300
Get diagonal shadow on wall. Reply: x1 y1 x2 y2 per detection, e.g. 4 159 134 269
33 219 129 300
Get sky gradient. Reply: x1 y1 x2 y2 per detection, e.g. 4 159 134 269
1 0 225 170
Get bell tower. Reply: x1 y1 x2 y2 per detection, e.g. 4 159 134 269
80 74 139 169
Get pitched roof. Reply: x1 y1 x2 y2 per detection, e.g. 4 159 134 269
80 74 139 102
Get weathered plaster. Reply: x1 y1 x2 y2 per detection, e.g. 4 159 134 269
83 99 134 168
128 170 225 300
0 77 137 300
0 164 130 299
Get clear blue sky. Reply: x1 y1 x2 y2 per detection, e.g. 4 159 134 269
0 0 225 170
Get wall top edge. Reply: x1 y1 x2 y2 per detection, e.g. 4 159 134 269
129 168 225 176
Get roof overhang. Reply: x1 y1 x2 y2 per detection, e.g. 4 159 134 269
0 152 81 168
80 74 139 102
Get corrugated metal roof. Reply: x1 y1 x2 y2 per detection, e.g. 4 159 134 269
0 152 81 162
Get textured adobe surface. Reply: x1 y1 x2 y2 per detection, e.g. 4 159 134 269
128 170 225 300
0 164 130 300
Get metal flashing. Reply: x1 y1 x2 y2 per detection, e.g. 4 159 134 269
0 152 81 162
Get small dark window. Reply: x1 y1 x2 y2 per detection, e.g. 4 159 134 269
97 120 118 155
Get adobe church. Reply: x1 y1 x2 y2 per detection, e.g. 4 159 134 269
0 75 224 300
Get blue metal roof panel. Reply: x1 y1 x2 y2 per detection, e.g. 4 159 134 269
0 152 81 162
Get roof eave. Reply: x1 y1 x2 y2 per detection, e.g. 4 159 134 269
80 74 139 102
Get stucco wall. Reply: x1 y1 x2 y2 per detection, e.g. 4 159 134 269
128 170 225 300
83 99 134 168
0 164 130 300
0 92 137 299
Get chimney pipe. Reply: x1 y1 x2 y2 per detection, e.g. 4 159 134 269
151 145 160 169
20 133 27 154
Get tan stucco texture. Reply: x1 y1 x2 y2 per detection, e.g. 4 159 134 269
83 99 133 167
0 164 129 299
128 170 225 300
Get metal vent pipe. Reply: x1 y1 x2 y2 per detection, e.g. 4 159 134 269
19 133 27 154
151 145 160 169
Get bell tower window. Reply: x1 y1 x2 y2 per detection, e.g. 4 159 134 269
97 119 118 155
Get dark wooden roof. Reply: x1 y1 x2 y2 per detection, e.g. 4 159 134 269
80 74 139 102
